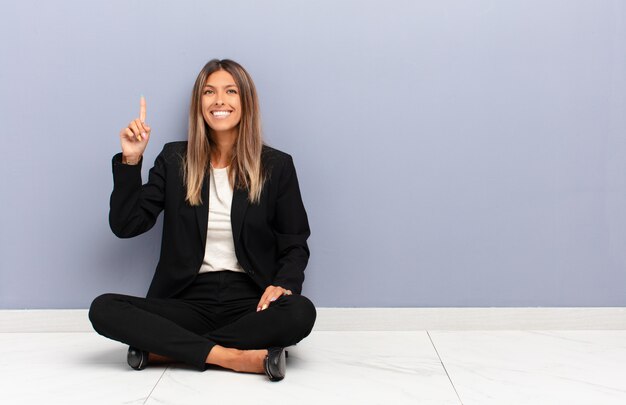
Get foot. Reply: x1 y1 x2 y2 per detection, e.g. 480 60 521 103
230 349 268 373
264 347 287 381
207 346 268 374
127 346 149 370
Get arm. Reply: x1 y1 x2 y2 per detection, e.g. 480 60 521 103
256 155 310 311
270 155 311 295
109 148 167 238
109 95 164 238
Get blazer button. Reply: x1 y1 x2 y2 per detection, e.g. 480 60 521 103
248 269 255 275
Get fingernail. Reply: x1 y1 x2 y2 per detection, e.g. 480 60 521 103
270 297 277 302
262 304 268 310
141 132 146 139
257 307 261 312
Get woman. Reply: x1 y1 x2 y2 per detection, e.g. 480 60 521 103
89 59 316 382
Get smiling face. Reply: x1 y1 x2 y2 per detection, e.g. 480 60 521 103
201 69 242 136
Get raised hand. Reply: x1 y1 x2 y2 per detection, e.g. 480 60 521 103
119 95 151 164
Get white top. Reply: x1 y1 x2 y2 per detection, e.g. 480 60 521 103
198 165 245 274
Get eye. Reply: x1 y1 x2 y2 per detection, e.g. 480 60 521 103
227 89 238 94
203 89 214 95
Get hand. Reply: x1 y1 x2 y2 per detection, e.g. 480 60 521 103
257 285 293 312
119 95 151 164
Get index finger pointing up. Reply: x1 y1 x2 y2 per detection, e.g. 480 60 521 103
140 95 146 123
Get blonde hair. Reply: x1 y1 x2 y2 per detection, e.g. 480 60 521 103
184 59 266 205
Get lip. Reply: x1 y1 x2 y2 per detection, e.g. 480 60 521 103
210 109 233 119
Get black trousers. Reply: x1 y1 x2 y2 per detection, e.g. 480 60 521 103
88 270 317 370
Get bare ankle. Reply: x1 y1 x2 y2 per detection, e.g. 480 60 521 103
205 346 266 373
206 345 240 370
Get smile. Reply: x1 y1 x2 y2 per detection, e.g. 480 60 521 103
211 110 232 118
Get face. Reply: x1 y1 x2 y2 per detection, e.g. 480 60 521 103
201 69 242 136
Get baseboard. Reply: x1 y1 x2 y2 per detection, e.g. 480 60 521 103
1 308 625 332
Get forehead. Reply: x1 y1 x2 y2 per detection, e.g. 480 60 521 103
204 69 236 86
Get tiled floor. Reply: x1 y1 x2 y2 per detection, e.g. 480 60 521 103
1 331 626 404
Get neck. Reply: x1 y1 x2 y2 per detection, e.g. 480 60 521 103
210 129 237 168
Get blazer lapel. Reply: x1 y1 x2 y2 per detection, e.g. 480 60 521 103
231 187 249 244
195 171 210 248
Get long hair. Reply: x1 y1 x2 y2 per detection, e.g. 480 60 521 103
184 59 266 205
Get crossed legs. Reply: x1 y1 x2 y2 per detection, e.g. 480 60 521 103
88 286 316 373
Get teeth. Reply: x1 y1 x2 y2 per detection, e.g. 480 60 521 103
212 111 231 117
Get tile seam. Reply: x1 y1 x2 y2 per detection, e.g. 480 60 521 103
427 331 464 405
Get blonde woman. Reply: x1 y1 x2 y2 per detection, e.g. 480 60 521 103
89 59 316 381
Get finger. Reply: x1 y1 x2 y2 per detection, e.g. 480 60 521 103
133 119 146 141
129 121 141 141
141 122 150 139
269 289 285 302
259 287 281 311
257 298 269 311
140 95 146 123
143 126 150 141
257 291 270 312
135 119 150 139
121 128 134 143
271 288 292 303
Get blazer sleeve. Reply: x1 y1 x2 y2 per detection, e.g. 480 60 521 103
271 155 311 294
109 148 167 238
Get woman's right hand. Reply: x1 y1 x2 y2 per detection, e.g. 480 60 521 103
119 96 151 164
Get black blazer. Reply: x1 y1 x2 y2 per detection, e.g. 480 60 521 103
109 141 311 298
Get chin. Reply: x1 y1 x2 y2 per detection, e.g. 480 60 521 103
209 124 238 133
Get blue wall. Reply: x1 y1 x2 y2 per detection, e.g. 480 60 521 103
1 0 625 308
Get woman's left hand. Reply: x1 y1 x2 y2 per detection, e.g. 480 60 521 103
257 285 293 312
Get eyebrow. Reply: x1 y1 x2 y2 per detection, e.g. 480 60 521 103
203 84 238 88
